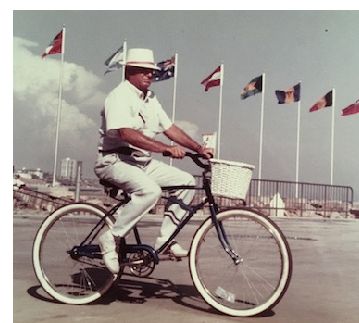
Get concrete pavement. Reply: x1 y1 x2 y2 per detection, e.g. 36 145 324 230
13 212 359 323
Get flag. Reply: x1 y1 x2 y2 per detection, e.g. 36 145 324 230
342 100 359 116
153 56 175 82
275 83 301 104
201 66 221 91
104 46 124 74
42 30 63 58
241 75 263 99
309 91 333 112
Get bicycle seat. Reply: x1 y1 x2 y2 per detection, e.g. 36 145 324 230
99 179 119 199
99 179 131 202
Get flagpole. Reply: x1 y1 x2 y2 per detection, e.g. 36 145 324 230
295 84 301 198
170 53 178 166
217 63 224 159
122 39 127 82
257 73 265 196
330 88 336 186
52 25 66 187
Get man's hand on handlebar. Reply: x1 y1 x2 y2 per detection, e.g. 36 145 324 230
163 145 214 160
164 145 186 159
162 149 212 169
196 146 214 159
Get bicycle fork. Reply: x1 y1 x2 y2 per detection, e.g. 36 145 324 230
208 204 243 266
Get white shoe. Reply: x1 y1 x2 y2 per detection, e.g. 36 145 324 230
98 230 119 274
168 242 188 257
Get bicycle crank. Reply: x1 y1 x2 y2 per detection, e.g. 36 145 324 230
127 250 156 278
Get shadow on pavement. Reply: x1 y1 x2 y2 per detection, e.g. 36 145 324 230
97 274 275 317
96 274 222 316
27 274 275 317
27 285 62 304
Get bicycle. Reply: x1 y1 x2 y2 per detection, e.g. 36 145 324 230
32 153 292 317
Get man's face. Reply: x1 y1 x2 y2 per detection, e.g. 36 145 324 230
127 66 154 92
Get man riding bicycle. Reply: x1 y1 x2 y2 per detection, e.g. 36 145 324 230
94 48 213 274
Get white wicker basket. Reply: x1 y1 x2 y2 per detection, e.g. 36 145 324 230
210 159 255 199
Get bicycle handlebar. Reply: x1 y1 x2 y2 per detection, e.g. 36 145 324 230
162 151 211 170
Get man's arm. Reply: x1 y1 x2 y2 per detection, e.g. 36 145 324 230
164 124 213 158
118 128 187 158
164 125 201 152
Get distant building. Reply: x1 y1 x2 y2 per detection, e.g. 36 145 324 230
16 167 44 179
60 157 78 182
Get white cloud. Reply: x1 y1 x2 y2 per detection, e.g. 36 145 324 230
13 36 106 173
13 36 104 134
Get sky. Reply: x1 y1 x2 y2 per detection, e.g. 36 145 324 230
12 10 359 198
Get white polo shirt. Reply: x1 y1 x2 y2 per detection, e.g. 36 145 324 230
98 80 173 161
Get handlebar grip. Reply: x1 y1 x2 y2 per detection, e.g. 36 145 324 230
162 151 210 169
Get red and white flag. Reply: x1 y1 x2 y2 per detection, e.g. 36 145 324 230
342 100 359 116
42 30 63 58
201 66 221 91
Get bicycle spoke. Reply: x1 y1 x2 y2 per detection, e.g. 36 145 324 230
189 208 292 317
33 204 117 304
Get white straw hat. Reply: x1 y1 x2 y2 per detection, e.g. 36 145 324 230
125 48 160 70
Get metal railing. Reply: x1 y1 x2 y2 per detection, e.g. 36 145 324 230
13 187 73 212
247 179 354 217
190 176 354 217
13 178 354 218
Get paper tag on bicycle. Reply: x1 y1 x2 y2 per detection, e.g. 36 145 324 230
215 286 235 303
202 132 217 151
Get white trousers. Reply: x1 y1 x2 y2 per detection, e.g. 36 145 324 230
94 153 195 249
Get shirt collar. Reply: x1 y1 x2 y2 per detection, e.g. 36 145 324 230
125 80 152 101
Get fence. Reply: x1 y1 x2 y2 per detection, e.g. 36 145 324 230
13 187 72 212
248 179 354 217
13 178 354 218
190 176 354 217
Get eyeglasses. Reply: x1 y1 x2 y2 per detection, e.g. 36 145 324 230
128 66 154 75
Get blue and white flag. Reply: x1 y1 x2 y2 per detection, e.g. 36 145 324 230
153 56 176 82
104 46 124 75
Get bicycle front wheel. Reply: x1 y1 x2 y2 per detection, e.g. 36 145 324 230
189 208 292 317
32 203 117 305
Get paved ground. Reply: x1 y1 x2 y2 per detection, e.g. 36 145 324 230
13 211 359 323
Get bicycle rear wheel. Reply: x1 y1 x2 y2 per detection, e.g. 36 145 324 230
189 208 292 317
32 203 118 305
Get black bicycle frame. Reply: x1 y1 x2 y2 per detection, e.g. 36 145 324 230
78 154 240 264
155 172 240 264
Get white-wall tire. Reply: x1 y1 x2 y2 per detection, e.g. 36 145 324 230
189 208 292 317
32 203 117 305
